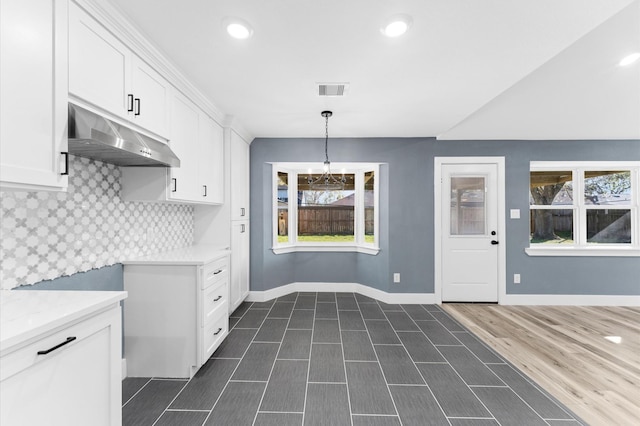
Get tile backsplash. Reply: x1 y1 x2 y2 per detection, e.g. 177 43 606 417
0 155 193 289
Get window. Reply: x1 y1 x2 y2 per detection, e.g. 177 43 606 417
273 163 380 254
527 162 640 256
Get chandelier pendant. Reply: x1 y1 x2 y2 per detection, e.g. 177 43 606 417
308 111 346 191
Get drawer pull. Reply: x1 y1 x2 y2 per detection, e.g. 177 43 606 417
214 295 222 302
213 269 223 275
213 328 223 336
37 336 76 355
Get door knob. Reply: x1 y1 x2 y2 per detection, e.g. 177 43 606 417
491 240 499 245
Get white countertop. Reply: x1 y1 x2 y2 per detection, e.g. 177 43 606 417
0 290 127 354
121 244 230 266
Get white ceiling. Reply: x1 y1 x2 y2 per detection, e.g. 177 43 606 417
109 0 640 140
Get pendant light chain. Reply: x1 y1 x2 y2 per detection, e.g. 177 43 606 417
324 113 330 164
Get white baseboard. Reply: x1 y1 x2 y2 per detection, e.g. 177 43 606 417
246 283 640 306
247 282 437 305
503 294 640 306
122 358 127 380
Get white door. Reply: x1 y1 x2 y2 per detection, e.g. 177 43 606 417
440 162 500 302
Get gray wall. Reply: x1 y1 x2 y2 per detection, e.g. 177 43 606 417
250 137 640 296
15 264 123 292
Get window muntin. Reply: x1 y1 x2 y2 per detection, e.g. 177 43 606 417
273 163 380 254
528 162 639 255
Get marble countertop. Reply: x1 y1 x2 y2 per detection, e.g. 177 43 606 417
0 290 127 354
121 244 230 266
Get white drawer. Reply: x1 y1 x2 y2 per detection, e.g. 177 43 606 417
0 307 117 382
202 257 228 290
202 280 228 326
202 311 228 360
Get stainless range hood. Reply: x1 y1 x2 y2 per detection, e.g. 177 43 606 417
68 104 180 167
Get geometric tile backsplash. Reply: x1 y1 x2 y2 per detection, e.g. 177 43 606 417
0 155 193 289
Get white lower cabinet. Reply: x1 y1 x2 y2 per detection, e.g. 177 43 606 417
123 254 229 378
0 302 122 426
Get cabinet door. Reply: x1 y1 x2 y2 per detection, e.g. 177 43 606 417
230 221 250 313
69 2 130 120
0 307 120 426
0 0 68 191
131 56 171 138
198 114 224 204
230 131 250 220
169 92 200 202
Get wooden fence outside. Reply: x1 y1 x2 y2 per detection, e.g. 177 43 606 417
279 206 374 235
531 209 631 238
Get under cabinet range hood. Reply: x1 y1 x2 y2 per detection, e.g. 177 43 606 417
68 104 180 167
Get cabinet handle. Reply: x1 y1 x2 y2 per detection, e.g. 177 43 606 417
213 328 222 336
60 152 69 176
241 224 245 233
213 269 222 275
37 336 76 355
134 98 141 116
127 94 134 112
171 178 177 192
214 295 222 302
203 185 207 197
241 207 245 217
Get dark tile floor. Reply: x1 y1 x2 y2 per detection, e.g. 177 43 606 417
122 292 585 426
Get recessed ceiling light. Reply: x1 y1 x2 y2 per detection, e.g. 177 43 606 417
223 17 253 40
619 52 640 66
381 14 413 38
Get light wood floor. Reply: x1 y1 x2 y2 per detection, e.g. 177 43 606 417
442 304 640 426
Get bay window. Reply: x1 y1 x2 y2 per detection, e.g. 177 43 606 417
273 163 380 254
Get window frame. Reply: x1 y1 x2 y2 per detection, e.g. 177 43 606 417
272 162 380 255
526 161 640 257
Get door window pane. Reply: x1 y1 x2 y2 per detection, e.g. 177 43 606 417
277 172 289 243
530 209 574 244
364 171 375 244
530 171 573 205
587 209 631 244
450 177 485 235
584 171 631 206
298 173 355 242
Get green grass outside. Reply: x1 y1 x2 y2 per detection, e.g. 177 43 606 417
278 235 375 243
530 231 574 244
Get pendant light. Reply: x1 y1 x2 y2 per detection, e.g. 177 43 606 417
308 111 346 190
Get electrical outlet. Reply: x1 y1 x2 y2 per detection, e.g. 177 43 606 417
514 273 521 284
393 273 400 283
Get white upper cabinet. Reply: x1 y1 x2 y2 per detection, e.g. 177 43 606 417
199 114 224 204
130 56 171 138
68 2 171 139
169 91 201 202
69 2 130 121
230 130 250 220
121 92 224 205
0 0 69 191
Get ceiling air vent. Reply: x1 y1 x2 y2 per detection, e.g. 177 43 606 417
318 83 349 97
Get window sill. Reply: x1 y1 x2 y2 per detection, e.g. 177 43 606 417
525 247 640 257
273 244 380 255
